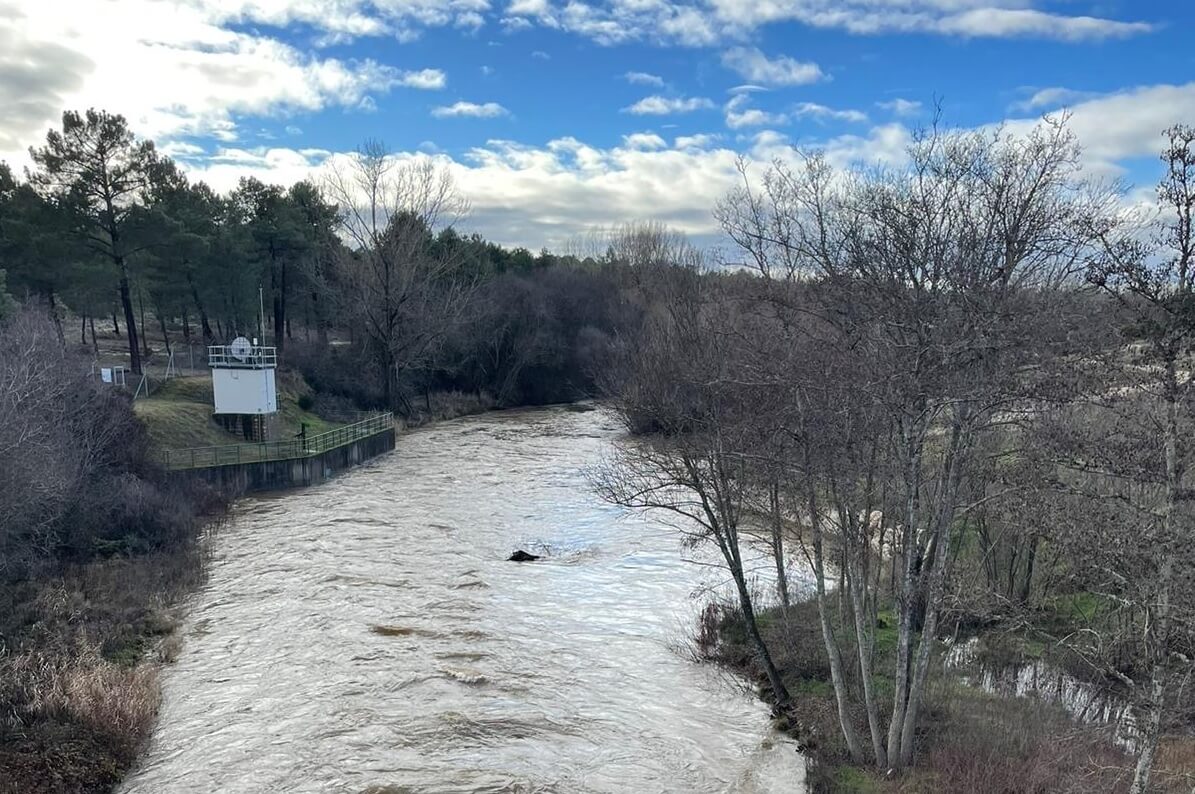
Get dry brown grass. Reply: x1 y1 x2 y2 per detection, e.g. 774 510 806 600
0 548 209 793
3 646 160 745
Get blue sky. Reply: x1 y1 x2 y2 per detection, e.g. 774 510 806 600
1 0 1191 248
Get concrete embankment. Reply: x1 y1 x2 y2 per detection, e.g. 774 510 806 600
174 426 396 495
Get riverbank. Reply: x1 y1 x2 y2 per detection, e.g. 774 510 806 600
705 599 1195 792
0 491 228 794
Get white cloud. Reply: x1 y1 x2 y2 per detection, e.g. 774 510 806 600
432 100 509 118
399 68 448 90
623 95 716 115
622 132 667 150
455 10 486 30
1004 82 1195 175
625 71 666 87
724 94 788 129
492 0 1151 46
937 8 1151 42
158 141 206 159
176 125 926 250
0 0 439 166
794 102 868 124
705 0 1152 43
174 97 1191 253
721 47 824 86
675 133 720 150
531 50 550 59
1011 86 1099 113
878 98 922 117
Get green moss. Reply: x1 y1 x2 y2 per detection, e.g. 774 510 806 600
832 765 883 794
1045 591 1110 624
796 678 835 696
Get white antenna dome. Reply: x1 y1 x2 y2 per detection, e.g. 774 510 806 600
229 336 253 361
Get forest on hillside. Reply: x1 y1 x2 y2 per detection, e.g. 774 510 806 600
0 111 634 416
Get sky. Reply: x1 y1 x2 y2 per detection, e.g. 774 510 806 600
1 0 1192 250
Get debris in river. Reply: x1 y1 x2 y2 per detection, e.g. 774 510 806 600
507 550 541 562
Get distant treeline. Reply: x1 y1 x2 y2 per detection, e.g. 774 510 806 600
0 110 646 415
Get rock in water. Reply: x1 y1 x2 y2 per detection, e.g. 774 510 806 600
508 550 541 562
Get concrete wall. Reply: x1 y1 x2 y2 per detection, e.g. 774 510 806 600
177 427 396 495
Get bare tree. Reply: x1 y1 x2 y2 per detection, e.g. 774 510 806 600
594 261 792 709
715 119 1118 770
322 142 474 412
1079 123 1195 794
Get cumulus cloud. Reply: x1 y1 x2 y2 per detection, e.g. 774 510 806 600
625 71 666 87
705 0 1152 43
177 124 929 250
1004 82 1195 175
724 94 787 129
398 68 448 89
1011 86 1100 113
721 47 824 86
622 132 667 150
878 98 922 117
496 0 1152 47
0 0 439 166
675 133 721 150
936 8 1151 42
432 100 509 118
623 95 716 115
794 102 868 124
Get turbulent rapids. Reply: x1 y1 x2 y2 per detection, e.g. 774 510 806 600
121 407 805 793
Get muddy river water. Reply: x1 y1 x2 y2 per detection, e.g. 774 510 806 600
121 407 806 793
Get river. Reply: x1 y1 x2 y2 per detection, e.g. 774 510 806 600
121 406 806 793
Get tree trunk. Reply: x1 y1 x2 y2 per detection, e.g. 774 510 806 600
729 548 790 709
156 306 171 356
887 436 922 768
187 273 214 344
45 290 64 345
118 273 141 374
849 542 888 769
1017 536 1038 606
88 316 98 355
897 419 966 767
806 469 866 763
770 484 791 607
112 309 120 337
80 315 87 344
137 286 150 358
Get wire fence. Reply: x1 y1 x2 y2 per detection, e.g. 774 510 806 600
162 413 394 470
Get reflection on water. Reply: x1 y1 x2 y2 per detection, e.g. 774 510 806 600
121 407 805 793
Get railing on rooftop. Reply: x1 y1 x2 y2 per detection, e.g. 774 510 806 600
162 413 393 470
208 345 277 369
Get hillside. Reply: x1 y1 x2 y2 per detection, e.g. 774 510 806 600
133 369 340 452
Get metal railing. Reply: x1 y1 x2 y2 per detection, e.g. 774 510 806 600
163 413 393 470
208 345 277 369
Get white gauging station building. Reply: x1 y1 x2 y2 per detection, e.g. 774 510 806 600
209 337 278 441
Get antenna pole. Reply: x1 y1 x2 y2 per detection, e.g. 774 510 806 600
258 285 266 347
